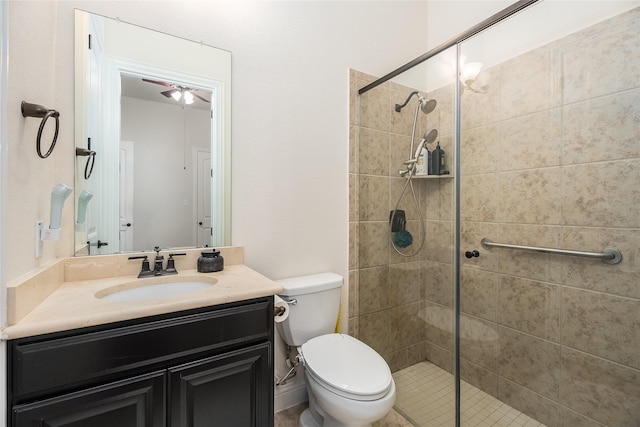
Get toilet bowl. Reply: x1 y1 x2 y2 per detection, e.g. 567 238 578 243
299 333 396 427
276 273 396 427
303 369 397 427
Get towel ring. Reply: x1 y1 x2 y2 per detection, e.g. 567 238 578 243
21 101 60 159
76 147 96 179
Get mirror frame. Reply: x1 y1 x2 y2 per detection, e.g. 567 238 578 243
74 10 231 255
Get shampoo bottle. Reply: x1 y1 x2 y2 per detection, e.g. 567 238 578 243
415 146 429 175
432 142 445 175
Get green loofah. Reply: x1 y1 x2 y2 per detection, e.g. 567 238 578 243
394 230 413 248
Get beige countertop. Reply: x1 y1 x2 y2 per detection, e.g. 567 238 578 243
2 247 284 340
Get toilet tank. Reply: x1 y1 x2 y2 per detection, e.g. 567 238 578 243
276 272 343 346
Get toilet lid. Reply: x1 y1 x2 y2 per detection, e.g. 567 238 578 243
300 334 392 400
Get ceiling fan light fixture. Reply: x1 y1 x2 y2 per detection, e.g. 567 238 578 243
184 91 194 105
171 91 182 101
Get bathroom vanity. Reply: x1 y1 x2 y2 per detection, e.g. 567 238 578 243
8 297 273 426
3 248 282 427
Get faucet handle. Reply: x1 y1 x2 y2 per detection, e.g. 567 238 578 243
165 253 186 275
128 255 153 278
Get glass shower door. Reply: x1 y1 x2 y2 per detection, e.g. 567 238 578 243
457 3 640 426
387 46 459 426
350 45 458 425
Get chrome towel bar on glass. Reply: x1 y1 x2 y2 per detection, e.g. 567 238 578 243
480 238 622 264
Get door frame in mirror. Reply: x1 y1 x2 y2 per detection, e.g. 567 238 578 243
106 62 222 252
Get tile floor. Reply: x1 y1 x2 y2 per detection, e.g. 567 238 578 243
274 403 412 427
275 361 546 427
393 361 546 426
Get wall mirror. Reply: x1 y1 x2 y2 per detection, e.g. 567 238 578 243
74 10 231 255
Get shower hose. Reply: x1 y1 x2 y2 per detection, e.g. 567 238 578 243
390 172 426 257
390 98 427 257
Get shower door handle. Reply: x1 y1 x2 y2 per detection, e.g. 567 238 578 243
465 250 480 259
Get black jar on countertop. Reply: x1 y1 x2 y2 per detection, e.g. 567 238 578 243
197 249 224 273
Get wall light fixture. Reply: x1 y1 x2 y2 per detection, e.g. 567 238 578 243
460 60 486 93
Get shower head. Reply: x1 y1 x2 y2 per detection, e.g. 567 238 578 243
419 97 437 114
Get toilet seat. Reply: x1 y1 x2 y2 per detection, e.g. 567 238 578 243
300 334 392 401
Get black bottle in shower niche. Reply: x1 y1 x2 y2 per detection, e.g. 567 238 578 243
431 141 445 175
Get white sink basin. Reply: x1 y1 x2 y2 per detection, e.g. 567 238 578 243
96 278 217 302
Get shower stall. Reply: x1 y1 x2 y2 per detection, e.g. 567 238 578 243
349 1 640 426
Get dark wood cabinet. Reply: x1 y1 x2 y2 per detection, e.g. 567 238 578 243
13 371 165 427
169 343 271 426
7 297 274 427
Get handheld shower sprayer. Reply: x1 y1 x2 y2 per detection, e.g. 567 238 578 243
415 128 437 154
403 129 439 175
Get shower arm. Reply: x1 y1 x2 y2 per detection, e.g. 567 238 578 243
395 91 419 112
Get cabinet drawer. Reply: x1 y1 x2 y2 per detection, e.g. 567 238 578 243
10 298 271 400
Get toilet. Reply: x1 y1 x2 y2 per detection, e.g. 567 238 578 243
276 272 396 427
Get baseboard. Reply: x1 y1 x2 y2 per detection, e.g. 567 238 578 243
274 381 308 413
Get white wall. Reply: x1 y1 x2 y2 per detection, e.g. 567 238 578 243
7 1 68 280
5 1 435 284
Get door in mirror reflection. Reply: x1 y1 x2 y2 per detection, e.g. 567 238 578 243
195 149 212 246
119 140 134 252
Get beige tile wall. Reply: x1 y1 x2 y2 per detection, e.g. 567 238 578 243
350 6 640 427
459 7 640 427
350 68 452 372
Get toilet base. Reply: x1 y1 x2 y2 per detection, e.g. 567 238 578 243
299 407 322 427
299 386 374 427
299 407 373 427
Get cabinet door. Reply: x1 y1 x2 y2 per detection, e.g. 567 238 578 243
12 371 165 427
169 342 272 427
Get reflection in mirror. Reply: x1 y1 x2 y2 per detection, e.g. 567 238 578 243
120 74 212 252
74 10 231 256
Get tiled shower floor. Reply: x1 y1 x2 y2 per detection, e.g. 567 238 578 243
393 361 547 426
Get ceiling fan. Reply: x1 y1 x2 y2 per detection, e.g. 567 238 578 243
142 78 211 105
